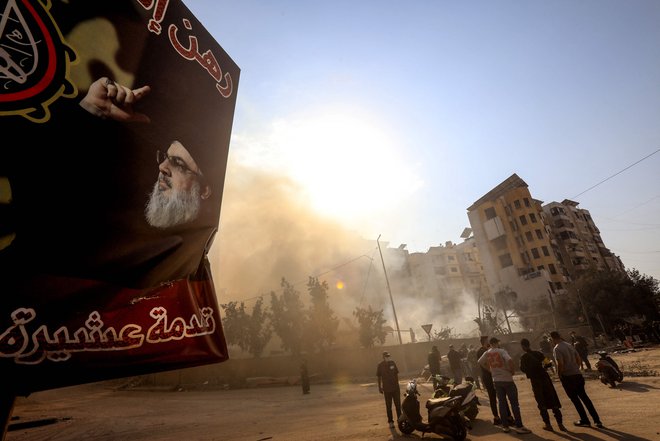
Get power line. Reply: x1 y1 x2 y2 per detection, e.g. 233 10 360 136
571 148 660 199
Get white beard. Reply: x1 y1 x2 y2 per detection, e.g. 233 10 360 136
144 176 201 229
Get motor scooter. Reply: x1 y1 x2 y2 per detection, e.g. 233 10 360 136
596 351 624 387
398 379 467 441
432 375 480 424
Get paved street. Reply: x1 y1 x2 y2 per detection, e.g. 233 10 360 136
6 347 660 441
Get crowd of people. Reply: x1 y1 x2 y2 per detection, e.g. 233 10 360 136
377 329 611 434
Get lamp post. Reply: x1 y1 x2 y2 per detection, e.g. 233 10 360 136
377 234 403 345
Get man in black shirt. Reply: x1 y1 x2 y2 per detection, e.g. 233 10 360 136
376 351 401 428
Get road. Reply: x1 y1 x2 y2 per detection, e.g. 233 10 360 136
6 347 660 441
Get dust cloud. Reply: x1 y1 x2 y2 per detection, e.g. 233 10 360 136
207 159 481 339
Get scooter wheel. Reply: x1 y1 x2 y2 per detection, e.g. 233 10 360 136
398 419 415 435
465 406 479 420
452 421 467 441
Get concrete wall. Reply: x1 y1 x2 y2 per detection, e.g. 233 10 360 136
135 332 537 389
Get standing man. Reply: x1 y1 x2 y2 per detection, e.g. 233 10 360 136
477 336 510 426
478 337 531 434
551 331 604 428
447 344 463 385
570 331 592 371
376 351 401 428
466 344 482 389
519 338 566 432
427 346 442 390
300 359 310 394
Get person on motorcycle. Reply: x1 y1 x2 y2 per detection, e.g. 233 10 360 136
519 338 566 432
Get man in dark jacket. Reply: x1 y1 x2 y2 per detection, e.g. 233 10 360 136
447 344 463 385
377 351 401 428
427 346 442 390
520 338 566 432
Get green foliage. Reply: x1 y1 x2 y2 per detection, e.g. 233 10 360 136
220 298 272 358
244 297 272 358
353 305 387 348
304 276 339 352
570 268 660 332
270 278 306 357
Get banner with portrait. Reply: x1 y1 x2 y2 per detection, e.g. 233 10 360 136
0 0 238 394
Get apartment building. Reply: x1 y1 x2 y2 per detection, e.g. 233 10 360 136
543 199 625 277
466 174 569 304
407 238 490 312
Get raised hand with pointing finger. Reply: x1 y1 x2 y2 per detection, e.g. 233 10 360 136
79 77 151 123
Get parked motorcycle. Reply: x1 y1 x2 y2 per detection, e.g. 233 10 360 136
596 351 623 387
432 375 480 423
398 379 467 441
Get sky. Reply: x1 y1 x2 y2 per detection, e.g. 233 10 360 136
183 0 660 308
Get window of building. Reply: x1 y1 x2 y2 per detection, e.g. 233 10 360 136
519 215 528 225
448 255 455 261
541 246 550 256
434 267 446 275
499 253 513 268
515 236 523 247
548 263 557 274
520 251 530 264
524 197 530 207
509 221 517 231
485 207 496 220
504 206 511 216
537 265 545 271
555 282 563 290
514 200 521 209
535 229 543 240
492 235 508 250
525 231 533 242
531 248 540 259
529 213 537 223
450 267 458 272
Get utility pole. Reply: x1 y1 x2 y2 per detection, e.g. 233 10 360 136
576 288 597 343
547 289 558 330
377 234 402 345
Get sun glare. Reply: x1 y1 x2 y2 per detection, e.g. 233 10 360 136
237 108 423 229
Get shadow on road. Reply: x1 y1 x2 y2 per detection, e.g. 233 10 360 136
615 381 660 393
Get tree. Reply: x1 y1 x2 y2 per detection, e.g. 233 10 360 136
304 276 339 352
244 297 272 358
431 326 456 340
270 277 306 356
219 301 249 351
220 298 273 358
473 304 509 336
570 268 660 334
353 305 387 348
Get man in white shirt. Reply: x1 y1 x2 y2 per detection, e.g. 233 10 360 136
478 337 531 434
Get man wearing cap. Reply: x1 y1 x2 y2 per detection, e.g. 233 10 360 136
376 351 401 429
478 337 531 434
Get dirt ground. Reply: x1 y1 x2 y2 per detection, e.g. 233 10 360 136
5 346 660 441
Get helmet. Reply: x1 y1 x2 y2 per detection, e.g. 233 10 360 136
405 379 419 396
